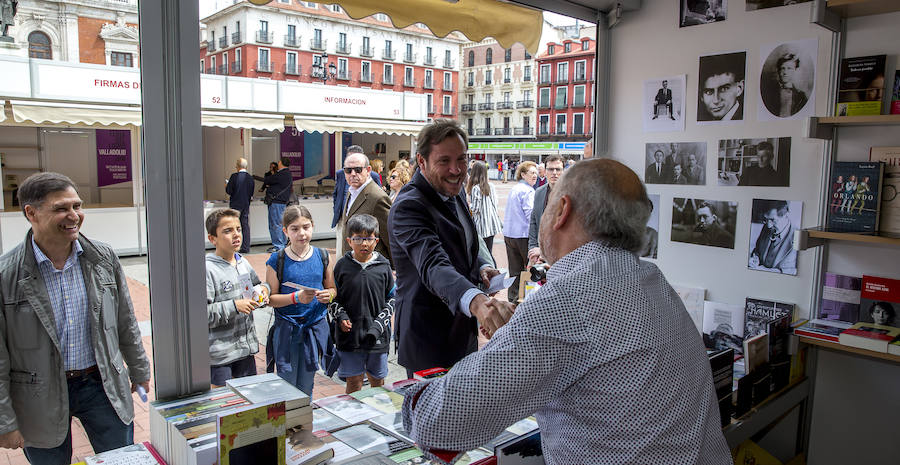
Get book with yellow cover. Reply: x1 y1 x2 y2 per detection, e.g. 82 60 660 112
216 401 286 465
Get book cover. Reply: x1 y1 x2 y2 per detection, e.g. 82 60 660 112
858 275 900 328
390 379 419 392
330 451 396 464
888 338 900 356
493 429 544 465
315 431 362 463
742 332 770 374
313 407 350 433
702 301 745 355
708 348 734 427
869 146 900 237
331 424 413 456
732 440 782 465
826 162 885 233
835 55 887 116
839 322 900 352
767 315 792 392
84 442 163 465
285 426 335 465
367 412 412 443
793 318 853 342
413 367 448 381
744 298 794 339
315 395 382 424
349 387 404 414
216 401 286 465
818 273 862 322
227 373 311 410
892 70 900 115
672 284 706 333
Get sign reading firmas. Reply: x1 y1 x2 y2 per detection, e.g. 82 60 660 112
323 96 367 105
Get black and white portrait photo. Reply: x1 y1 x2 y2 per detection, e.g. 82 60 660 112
759 39 817 121
680 0 727 27
643 75 686 133
748 199 802 276
639 194 660 260
644 142 707 185
698 51 747 123
746 0 811 11
717 137 791 187
671 198 738 249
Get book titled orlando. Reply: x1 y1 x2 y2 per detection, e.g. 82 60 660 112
827 161 884 233
835 55 887 116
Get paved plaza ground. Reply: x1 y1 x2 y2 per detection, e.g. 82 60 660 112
1 180 521 464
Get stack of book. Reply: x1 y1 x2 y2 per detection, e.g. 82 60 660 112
226 373 312 429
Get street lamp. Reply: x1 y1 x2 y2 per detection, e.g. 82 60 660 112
312 52 337 82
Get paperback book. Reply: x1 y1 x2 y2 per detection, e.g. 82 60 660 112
793 319 853 343
839 322 900 353
892 70 900 115
315 394 383 424
493 429 543 465
216 401 286 465
331 424 414 456
826 162 885 233
818 273 862 322
368 412 412 443
858 275 900 328
869 146 900 237
702 301 745 355
312 406 350 433
708 348 734 427
744 298 794 339
349 387 404 414
835 55 887 116
84 442 165 465
285 426 335 465
226 372 311 410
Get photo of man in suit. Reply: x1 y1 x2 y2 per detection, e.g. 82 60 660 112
645 142 707 185
225 158 256 254
338 151 392 264
672 198 737 249
527 155 566 265
748 199 801 275
653 80 675 120
698 51 746 122
761 53 809 118
389 119 513 376
645 150 667 184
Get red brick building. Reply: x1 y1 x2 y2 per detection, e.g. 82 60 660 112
535 37 595 141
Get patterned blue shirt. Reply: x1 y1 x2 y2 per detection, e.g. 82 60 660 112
32 238 96 371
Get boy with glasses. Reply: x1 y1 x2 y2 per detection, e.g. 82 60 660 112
329 214 395 393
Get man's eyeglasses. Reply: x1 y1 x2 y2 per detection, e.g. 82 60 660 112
345 166 365 174
350 236 378 244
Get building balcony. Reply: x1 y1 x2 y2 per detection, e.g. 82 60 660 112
256 61 273 73
442 105 454 115
496 101 515 110
205 66 216 75
404 77 416 88
573 74 588 83
494 128 512 135
230 61 242 74
256 31 273 44
443 82 454 91
403 53 417 64
231 31 242 45
424 55 435 66
427 105 435 114
502 77 512 84
360 46 374 57
555 128 567 136
284 35 300 48
571 100 586 108
523 75 532 82
555 77 569 85
537 101 551 109
206 42 215 53
218 37 227 49
516 100 534 108
555 101 568 109
337 70 351 81
482 79 493 87
284 63 301 75
443 58 455 69
423 79 434 90
570 129 587 136
335 42 351 54
539 76 552 85
382 76 395 85
466 80 475 87
217 64 228 74
460 104 476 112
360 72 373 83
475 128 491 136
538 127 550 136
310 38 327 51
383 49 396 61
514 127 533 135
478 102 494 111
467 128 475 136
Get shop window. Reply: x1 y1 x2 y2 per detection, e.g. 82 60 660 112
28 31 52 59
110 52 133 67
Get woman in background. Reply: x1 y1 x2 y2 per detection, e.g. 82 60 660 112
466 162 503 252
370 159 384 186
387 165 411 201
503 161 538 305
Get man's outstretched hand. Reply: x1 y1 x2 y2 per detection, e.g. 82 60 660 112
469 294 515 338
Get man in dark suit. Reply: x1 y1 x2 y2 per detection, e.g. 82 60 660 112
389 119 513 375
653 80 675 120
738 141 779 186
338 151 392 263
761 53 809 118
698 52 745 121
527 155 565 265
645 150 667 184
261 157 293 252
331 145 382 238
225 158 256 253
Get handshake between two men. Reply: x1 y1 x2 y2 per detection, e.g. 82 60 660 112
470 267 517 339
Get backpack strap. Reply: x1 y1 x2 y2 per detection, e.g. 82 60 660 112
276 248 286 285
318 247 329 270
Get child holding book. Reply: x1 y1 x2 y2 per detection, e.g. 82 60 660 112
265 205 337 396
205 208 269 387
330 214 395 393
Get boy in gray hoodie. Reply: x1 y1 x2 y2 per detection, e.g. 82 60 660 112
205 208 270 387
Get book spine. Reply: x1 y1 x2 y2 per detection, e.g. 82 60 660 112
793 329 840 343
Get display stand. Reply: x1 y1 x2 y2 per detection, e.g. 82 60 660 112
722 379 810 450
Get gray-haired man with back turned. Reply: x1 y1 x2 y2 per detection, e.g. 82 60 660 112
401 159 731 464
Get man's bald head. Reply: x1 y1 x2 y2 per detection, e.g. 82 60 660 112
236 158 248 170
551 158 651 253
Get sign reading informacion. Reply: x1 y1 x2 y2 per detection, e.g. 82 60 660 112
280 126 304 180
96 129 132 186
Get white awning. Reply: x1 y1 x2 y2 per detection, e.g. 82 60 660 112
292 116 426 136
10 100 142 127
201 111 287 132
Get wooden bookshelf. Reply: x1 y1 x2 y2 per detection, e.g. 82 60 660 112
827 0 900 18
794 228 900 250
798 336 900 364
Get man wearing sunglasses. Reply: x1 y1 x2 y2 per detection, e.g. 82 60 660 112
331 145 382 244
337 151 392 264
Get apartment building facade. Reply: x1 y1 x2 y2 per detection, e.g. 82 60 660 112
535 36 595 141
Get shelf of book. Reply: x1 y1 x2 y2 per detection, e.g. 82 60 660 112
722 378 810 449
798 336 900 364
807 115 900 140
826 0 900 18
793 228 900 251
